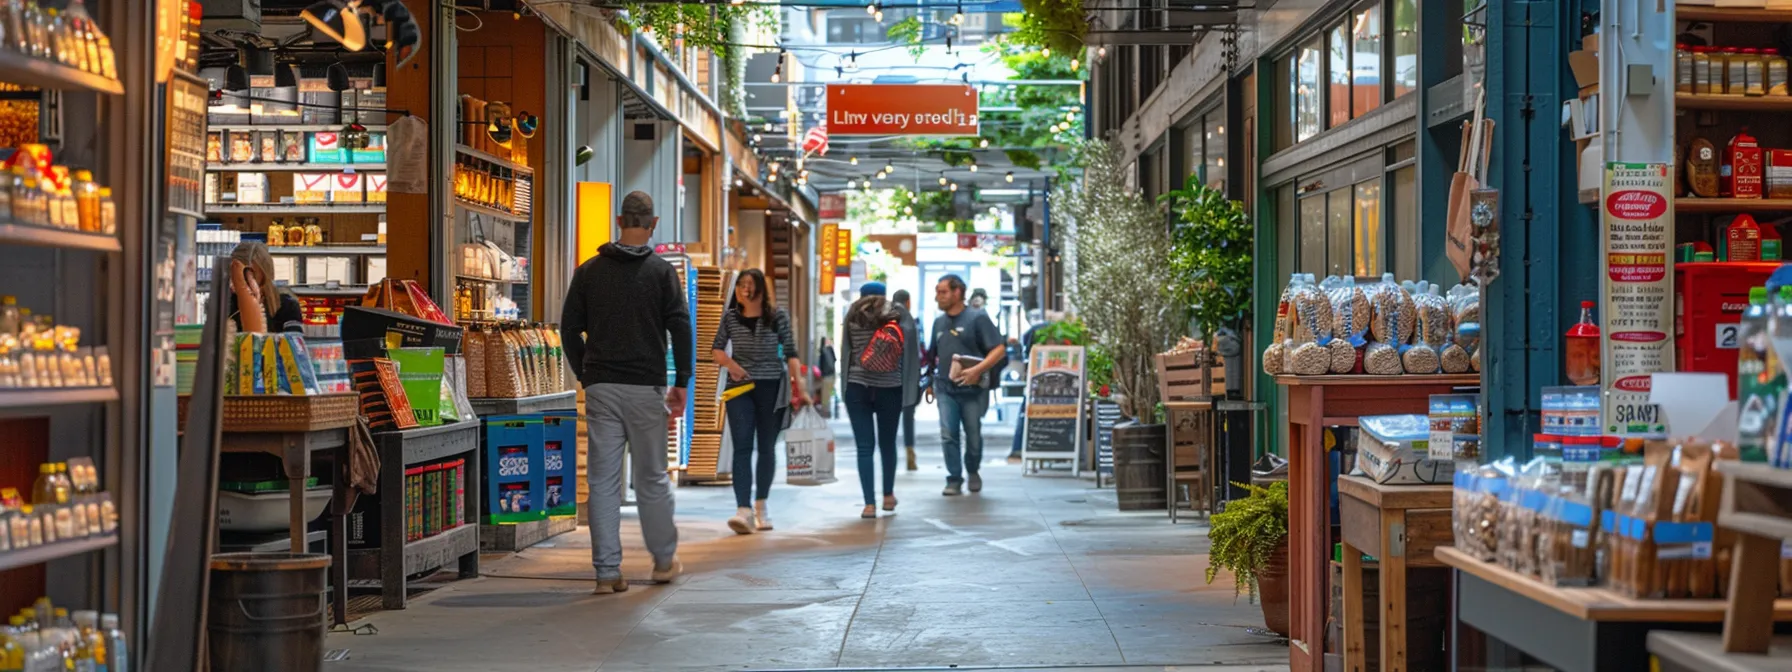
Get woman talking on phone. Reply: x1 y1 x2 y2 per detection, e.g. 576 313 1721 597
711 269 807 535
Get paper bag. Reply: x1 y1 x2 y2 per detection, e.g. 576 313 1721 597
784 407 837 485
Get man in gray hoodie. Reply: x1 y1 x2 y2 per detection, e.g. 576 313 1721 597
560 190 694 594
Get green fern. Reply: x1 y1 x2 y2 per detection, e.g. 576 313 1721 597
1205 481 1288 601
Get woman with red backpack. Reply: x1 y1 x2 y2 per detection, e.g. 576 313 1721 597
841 281 915 519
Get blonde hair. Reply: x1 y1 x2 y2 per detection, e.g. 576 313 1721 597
230 241 284 318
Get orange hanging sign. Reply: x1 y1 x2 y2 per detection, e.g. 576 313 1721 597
819 223 838 295
826 85 980 136
834 227 853 274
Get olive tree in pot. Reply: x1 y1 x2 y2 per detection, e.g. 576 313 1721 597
1054 139 1182 508
1206 480 1290 637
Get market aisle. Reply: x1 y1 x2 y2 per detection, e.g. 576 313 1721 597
325 405 1288 672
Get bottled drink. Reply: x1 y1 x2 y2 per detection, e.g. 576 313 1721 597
28 466 56 506
0 616 23 672
1738 287 1780 464
69 611 98 672
98 614 123 672
1564 300 1601 386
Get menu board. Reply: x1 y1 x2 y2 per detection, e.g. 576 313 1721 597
1600 163 1672 437
1023 345 1086 464
1093 399 1122 476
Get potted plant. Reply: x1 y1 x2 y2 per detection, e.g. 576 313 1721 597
1205 480 1290 637
1054 139 1183 508
1160 175 1252 392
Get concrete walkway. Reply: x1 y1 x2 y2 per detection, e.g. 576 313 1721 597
325 407 1289 672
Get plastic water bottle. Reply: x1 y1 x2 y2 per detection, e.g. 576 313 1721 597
98 615 123 672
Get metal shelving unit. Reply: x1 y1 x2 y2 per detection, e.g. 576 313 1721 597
0 222 123 251
206 163 387 172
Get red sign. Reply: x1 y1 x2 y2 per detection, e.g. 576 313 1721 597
819 193 846 221
1606 190 1668 220
826 85 980 136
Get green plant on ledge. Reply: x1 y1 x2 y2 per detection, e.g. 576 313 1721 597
1010 0 1087 58
1205 480 1288 601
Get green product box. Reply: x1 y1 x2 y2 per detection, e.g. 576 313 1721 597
388 347 445 426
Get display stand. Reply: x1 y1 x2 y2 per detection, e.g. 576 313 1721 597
1163 400 1211 522
1337 476 1453 672
684 265 731 484
469 390 576 416
1273 374 1479 672
350 421 482 610
218 426 352 624
1711 462 1792 655
1439 546 1792 672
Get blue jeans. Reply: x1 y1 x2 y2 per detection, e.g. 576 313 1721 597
844 383 902 505
724 381 784 508
938 388 988 484
1010 405 1026 457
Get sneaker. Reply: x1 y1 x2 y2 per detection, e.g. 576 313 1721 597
1006 454 1023 464
968 473 983 493
728 508 758 535
942 482 964 496
754 501 773 531
593 576 629 595
651 558 683 584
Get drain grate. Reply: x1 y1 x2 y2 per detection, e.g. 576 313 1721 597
324 649 350 662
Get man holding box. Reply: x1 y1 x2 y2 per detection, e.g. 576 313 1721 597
560 190 693 594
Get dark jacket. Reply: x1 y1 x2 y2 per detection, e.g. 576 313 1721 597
559 243 694 389
897 305 921 407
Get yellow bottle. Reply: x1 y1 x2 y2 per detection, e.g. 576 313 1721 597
29 465 56 506
0 616 23 672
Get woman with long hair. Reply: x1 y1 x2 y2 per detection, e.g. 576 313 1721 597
840 281 914 518
227 242 303 333
710 268 806 534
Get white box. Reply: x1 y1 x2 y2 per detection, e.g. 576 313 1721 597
365 256 386 285
236 173 267 204
331 173 365 203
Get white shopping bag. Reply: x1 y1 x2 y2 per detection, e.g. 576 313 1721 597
784 406 837 485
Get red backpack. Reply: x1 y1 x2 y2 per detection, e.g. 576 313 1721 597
858 320 905 373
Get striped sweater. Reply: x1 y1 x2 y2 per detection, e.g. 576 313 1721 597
711 307 797 381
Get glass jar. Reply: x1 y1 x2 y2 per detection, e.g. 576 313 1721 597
0 0 24 55
1695 47 1717 95
267 220 285 247
71 169 97 232
1726 48 1749 95
1677 43 1694 94
95 186 113 234
1768 48 1789 96
1744 48 1767 96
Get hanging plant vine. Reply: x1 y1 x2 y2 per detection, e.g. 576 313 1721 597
619 3 777 58
1010 0 1087 58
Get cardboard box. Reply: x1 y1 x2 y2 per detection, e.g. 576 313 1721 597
331 172 365 202
543 413 577 516
235 172 267 204
293 172 331 203
308 131 345 163
366 173 388 203
484 415 547 524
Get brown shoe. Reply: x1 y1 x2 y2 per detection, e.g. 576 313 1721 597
593 576 629 594
651 558 683 584
906 447 918 471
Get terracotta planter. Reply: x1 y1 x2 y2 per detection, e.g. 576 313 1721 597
1255 537 1291 638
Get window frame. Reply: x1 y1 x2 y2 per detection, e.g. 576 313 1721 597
1279 0 1410 144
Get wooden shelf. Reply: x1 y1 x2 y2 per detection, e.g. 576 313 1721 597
1273 374 1482 388
1678 7 1792 23
1676 94 1792 112
1648 631 1792 672
1677 198 1792 213
0 50 122 95
1438 546 1792 622
454 144 532 174
0 386 118 409
0 222 120 252
454 199 529 222
206 204 385 215
268 246 386 256
0 535 118 571
207 163 385 172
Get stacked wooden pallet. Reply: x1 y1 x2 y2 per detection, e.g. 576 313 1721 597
768 215 793 312
685 266 729 482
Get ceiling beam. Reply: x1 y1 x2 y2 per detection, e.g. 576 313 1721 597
1083 30 1201 46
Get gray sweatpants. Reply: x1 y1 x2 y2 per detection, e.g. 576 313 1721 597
585 383 678 578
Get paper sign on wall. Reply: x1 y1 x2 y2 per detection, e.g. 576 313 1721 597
1601 162 1673 437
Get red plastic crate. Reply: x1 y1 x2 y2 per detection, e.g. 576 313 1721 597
1674 261 1781 396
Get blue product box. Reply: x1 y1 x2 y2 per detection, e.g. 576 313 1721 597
543 412 578 517
483 414 546 524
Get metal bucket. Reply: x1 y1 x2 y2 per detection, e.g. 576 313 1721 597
207 552 331 672
1112 422 1167 510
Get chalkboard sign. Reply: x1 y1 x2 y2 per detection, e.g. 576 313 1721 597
1022 346 1086 470
1094 399 1122 476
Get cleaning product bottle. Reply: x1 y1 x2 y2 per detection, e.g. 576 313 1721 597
1565 301 1601 385
1738 287 1780 463
98 614 122 672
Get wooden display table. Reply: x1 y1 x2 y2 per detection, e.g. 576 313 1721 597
1439 546 1792 672
1650 632 1792 672
349 421 483 611
1274 374 1479 672
219 426 351 625
1715 462 1792 654
1337 476 1452 672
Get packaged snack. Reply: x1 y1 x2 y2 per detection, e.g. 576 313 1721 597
1287 274 1334 375
1403 283 1449 374
1362 276 1410 375
1324 276 1369 374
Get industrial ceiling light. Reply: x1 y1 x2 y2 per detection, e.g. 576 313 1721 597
325 62 351 92
275 63 299 88
223 64 250 91
371 63 386 88
302 0 367 52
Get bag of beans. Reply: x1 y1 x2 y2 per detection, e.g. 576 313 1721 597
1262 274 1303 376
1441 284 1477 373
1288 274 1336 375
1362 276 1410 375
1324 276 1369 374
1404 283 1449 374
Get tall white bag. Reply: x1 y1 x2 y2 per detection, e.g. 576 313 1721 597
784 406 837 485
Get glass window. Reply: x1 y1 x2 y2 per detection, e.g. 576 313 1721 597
1328 22 1350 128
1393 165 1418 280
1353 4 1382 117
1393 0 1417 97
1354 179 1384 275
1300 194 1326 273
1296 39 1322 142
1204 110 1226 190
1327 189 1352 276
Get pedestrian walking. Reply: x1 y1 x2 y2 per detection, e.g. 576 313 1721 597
816 336 838 417
840 282 916 518
558 190 690 594
711 268 807 534
891 289 923 471
927 274 1006 495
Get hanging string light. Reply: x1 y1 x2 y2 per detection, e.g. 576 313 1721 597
968 163 977 173
1098 46 1107 58
979 138 989 148
866 1 877 14
949 182 959 192
752 133 762 142
1005 171 1015 183
903 205 913 215
1042 47 1051 58
850 156 859 166
1070 58 1079 70
884 160 895 174
938 174 949 186
950 3 964 25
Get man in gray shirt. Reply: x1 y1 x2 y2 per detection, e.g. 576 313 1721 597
560 191 691 594
928 274 1006 495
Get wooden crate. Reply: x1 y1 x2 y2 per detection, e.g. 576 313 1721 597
1155 351 1225 400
